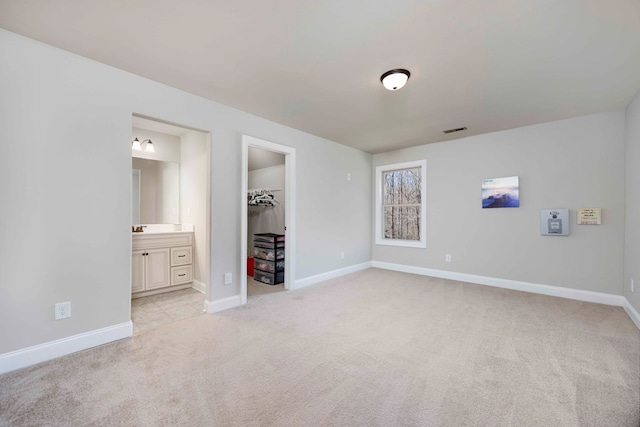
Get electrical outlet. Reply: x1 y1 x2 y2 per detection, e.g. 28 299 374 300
340 251 345 259
445 254 452 263
224 273 232 285
631 279 635 293
55 301 71 320
347 173 351 181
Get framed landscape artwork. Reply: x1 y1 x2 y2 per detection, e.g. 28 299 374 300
482 176 520 208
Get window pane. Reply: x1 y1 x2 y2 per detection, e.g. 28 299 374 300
383 206 421 241
384 171 394 205
383 167 421 206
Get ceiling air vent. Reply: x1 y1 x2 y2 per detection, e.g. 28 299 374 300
443 126 467 134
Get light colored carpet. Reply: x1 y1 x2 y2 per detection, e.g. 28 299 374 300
1 268 639 426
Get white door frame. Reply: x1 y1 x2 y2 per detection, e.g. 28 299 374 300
241 135 296 305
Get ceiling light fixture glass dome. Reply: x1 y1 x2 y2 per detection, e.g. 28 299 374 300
380 69 411 91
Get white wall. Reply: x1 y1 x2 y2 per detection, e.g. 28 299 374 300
0 29 372 356
180 130 210 287
373 111 626 295
248 163 286 256
625 89 640 313
297 141 372 277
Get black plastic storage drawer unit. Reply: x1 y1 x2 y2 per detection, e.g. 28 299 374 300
253 233 285 285
254 270 285 285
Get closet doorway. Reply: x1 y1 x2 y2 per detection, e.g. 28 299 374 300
241 135 296 305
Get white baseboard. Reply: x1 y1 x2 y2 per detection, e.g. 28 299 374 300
206 294 242 314
623 299 640 330
372 261 627 307
207 262 373 313
192 280 207 294
132 283 191 298
295 261 373 290
0 321 132 375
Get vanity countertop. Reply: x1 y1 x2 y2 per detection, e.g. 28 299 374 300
132 227 193 250
132 230 193 235
132 224 194 235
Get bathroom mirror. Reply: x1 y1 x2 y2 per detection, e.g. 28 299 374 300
132 158 179 224
132 169 141 224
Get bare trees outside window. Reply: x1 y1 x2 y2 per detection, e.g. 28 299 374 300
376 160 427 248
383 167 422 240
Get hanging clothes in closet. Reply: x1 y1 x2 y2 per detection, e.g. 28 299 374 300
248 188 280 207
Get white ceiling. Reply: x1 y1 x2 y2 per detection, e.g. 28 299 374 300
1 0 639 154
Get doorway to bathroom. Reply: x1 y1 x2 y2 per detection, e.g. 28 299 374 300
241 135 296 305
130 115 211 334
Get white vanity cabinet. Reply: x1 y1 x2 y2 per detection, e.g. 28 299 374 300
132 248 171 292
132 232 194 297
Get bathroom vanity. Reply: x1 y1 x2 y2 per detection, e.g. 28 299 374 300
131 226 194 298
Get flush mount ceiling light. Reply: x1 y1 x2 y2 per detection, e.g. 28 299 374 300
131 137 155 153
380 69 411 91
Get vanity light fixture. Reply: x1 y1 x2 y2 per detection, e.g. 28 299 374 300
143 139 155 153
131 138 155 153
131 138 142 151
380 69 411 91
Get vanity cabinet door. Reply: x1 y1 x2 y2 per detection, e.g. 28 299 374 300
131 250 146 293
145 248 171 290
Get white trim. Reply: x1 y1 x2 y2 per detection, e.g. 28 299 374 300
623 299 640 330
131 283 192 299
241 140 248 305
375 160 427 248
191 280 207 294
205 294 243 314
0 322 132 375
241 135 296 306
372 261 627 307
295 262 373 290
204 131 213 309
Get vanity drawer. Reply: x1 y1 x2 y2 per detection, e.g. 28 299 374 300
171 265 193 285
171 246 192 266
